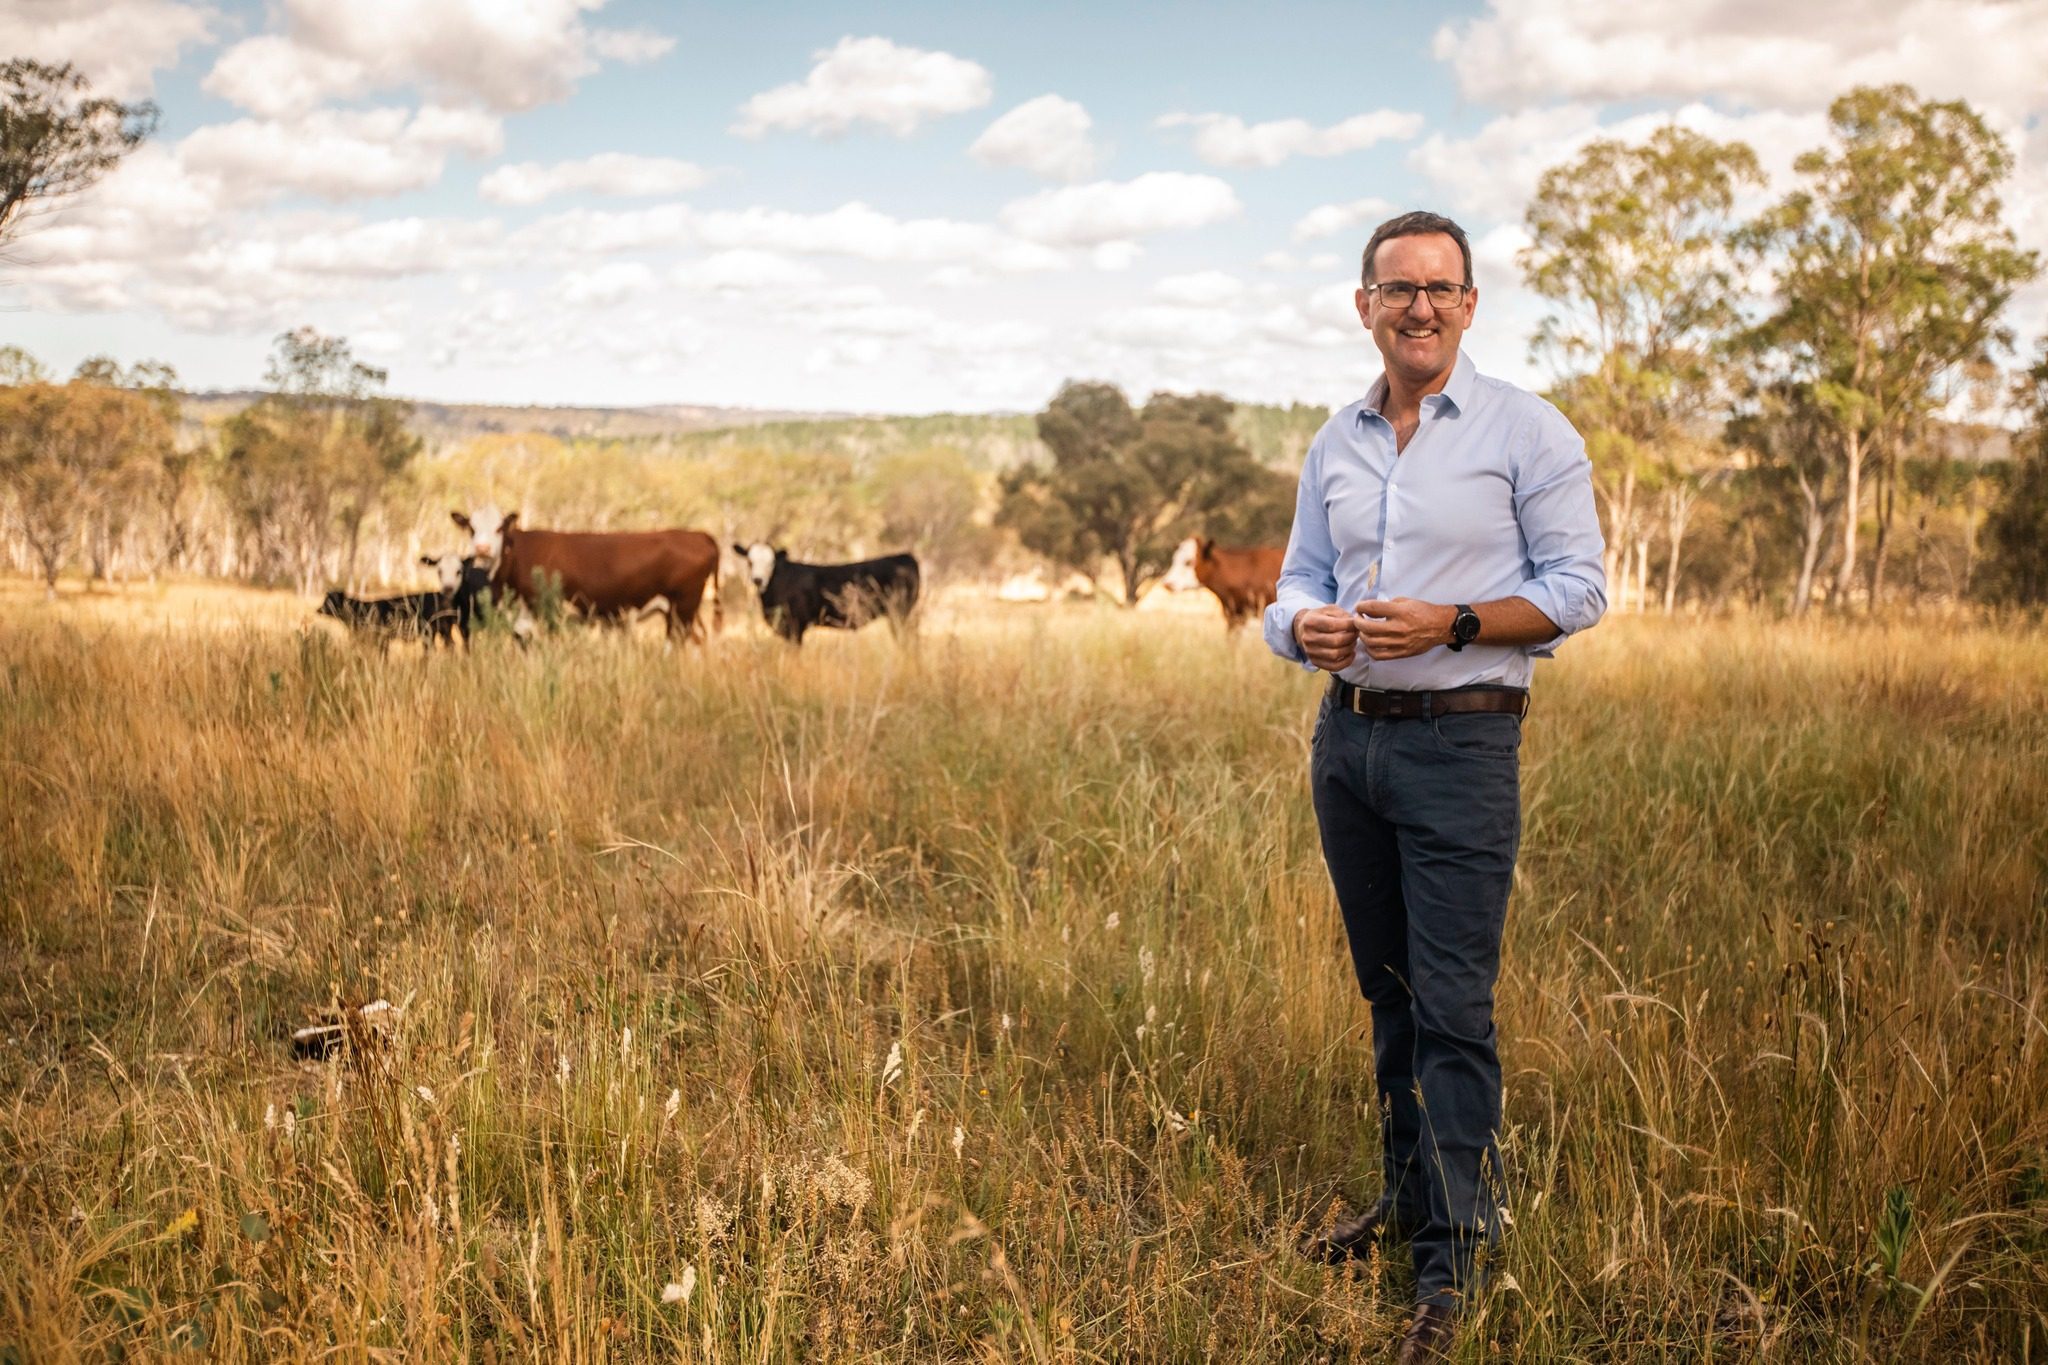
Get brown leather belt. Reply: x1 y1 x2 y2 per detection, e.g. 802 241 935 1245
1332 679 1530 719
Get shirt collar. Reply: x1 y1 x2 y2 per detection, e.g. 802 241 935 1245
1358 350 1476 425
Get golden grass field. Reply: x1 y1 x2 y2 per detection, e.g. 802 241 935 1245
2 579 2045 1362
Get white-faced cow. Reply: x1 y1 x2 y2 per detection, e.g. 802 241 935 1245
1161 536 1285 631
418 553 494 646
733 543 920 644
453 510 722 644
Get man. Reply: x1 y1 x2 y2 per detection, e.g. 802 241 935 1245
1265 211 1606 1361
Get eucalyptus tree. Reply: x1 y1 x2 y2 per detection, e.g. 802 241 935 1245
0 59 156 250
1520 125 1763 612
1742 84 2037 609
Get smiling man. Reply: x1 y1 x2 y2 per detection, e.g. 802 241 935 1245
1267 211 1606 1361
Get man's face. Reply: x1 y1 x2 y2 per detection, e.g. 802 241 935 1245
1354 232 1476 388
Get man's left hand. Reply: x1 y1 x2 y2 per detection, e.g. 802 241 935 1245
1355 598 1456 660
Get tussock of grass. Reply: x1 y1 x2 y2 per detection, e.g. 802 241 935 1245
2 600 2044 1360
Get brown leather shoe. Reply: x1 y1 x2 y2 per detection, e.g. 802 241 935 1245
1299 1204 1420 1264
1393 1303 1458 1363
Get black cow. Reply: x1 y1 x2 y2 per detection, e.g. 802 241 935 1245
733 543 920 644
318 586 457 647
419 554 496 645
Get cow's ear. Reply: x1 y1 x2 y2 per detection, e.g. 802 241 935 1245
500 512 520 533
1200 537 1215 555
419 555 436 567
451 511 472 532
732 544 746 557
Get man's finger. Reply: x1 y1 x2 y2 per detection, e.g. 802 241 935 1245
1355 599 1399 617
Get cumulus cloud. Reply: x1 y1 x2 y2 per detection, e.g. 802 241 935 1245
203 0 672 116
0 0 216 99
509 202 694 257
1291 196 1397 242
1407 102 1828 222
1257 250 1342 273
480 153 710 205
1438 0 2048 122
1153 271 1243 306
557 260 658 308
732 35 991 137
696 201 1066 272
1000 172 1241 247
669 249 824 293
969 94 1101 180
1155 109 1423 168
181 106 503 203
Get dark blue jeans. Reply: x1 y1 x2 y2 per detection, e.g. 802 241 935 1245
1309 684 1523 1309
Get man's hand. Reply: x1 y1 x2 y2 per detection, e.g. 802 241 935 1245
1292 605 1362 673
1356 598 1456 660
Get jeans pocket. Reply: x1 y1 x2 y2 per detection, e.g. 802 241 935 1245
1431 712 1520 757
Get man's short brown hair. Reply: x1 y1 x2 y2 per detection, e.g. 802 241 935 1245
1360 210 1473 288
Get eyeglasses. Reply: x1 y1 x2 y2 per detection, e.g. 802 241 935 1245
1367 281 1469 309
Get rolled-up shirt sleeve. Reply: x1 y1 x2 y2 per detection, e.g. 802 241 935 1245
1510 405 1607 658
1263 435 1338 669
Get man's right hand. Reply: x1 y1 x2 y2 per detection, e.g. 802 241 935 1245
1293 605 1361 673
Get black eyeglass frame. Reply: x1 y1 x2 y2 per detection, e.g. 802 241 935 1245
1365 281 1471 309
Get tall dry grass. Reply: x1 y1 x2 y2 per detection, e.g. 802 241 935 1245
1 592 2044 1361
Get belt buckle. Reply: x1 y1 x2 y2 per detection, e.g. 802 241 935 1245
1346 684 1365 716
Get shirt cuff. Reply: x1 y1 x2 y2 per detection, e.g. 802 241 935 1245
1512 580 1572 658
1264 595 1325 670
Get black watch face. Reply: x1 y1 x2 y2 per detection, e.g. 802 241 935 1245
1455 609 1480 643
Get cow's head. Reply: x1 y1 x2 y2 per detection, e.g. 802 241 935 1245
420 554 463 595
452 506 512 563
733 542 780 592
1161 536 1203 592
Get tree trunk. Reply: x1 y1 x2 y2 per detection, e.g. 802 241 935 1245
1835 426 1863 606
1662 484 1697 615
1792 473 1828 616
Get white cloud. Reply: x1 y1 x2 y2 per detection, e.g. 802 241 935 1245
557 261 658 308
696 201 1066 272
480 153 711 206
669 249 824 293
1155 110 1424 169
1292 196 1397 242
1153 271 1243 306
181 106 503 203
1438 0 2048 122
1407 102 1827 222
0 0 216 99
1000 172 1242 247
732 35 991 138
969 94 1101 180
509 202 694 257
1258 250 1343 272
203 0 672 116
280 216 503 277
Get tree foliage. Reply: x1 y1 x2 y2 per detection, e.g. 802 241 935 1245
0 375 174 594
219 328 421 591
1978 345 2048 606
0 59 157 248
1741 84 2039 607
999 383 1292 605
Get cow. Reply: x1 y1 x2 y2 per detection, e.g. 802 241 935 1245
1162 536 1285 630
732 543 920 644
317 586 457 647
418 554 495 646
452 510 722 644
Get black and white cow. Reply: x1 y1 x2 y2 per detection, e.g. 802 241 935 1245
732 543 921 644
418 553 496 645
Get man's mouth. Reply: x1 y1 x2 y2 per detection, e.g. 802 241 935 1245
1398 326 1438 339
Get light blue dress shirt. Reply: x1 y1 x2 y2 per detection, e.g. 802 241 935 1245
1262 351 1607 690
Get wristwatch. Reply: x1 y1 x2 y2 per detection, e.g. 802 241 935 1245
1447 604 1481 651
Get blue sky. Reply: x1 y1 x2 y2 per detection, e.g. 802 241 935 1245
4 0 2045 414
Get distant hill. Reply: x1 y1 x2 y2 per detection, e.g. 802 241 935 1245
177 391 841 445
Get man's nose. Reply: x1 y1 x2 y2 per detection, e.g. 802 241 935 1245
1405 291 1437 317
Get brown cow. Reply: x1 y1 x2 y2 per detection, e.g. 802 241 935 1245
451 510 722 644
1163 536 1284 631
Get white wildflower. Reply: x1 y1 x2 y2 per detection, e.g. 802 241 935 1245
264 1103 277 1131
951 1124 965 1158
696 1195 735 1242
880 1040 904 1090
1167 1109 1189 1134
416 1085 437 1105
1000 1013 1012 1034
662 1266 696 1304
664 1088 682 1123
1104 912 1120 931
282 1108 297 1139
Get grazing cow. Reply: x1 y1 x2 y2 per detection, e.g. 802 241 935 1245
419 554 495 646
733 543 920 644
452 510 721 643
1162 536 1285 630
318 586 457 646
